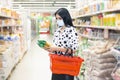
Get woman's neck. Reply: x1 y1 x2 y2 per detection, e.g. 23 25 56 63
60 26 65 33
61 26 65 30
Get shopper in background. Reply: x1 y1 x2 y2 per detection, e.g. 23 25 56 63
46 8 79 80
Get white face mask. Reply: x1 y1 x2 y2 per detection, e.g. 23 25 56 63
56 19 65 27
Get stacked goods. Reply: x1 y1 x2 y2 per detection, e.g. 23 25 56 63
78 0 120 16
0 19 21 26
91 14 103 26
111 62 120 80
0 44 14 80
37 40 51 49
0 35 20 80
0 0 21 79
114 46 120 51
0 8 19 19
83 40 117 80
103 14 116 27
110 40 120 80
90 13 120 27
110 38 120 60
111 0 120 9
12 38 21 64
115 14 120 26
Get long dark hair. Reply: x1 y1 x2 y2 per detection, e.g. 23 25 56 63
55 8 73 27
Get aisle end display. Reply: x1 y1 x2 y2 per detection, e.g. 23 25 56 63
37 13 53 34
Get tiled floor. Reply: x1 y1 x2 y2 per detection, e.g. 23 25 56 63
8 34 53 80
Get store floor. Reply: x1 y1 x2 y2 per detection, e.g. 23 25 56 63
8 34 53 80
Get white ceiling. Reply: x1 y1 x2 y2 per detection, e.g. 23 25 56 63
13 0 75 2
12 0 76 12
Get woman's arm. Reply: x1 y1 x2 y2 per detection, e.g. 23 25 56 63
46 46 76 54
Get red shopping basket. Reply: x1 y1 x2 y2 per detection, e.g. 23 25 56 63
49 53 84 76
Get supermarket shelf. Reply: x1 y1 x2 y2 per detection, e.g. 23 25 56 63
75 25 120 30
79 33 104 40
6 50 28 80
72 16 77 19
76 8 120 18
11 17 20 20
0 14 11 19
0 14 19 20
0 45 28 80
0 25 21 27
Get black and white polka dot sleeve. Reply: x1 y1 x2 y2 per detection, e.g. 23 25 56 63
67 27 79 50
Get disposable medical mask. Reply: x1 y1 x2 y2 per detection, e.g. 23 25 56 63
56 19 65 27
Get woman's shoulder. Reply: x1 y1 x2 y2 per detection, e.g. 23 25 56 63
66 25 76 31
55 28 61 32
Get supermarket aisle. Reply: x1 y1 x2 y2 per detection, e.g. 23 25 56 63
8 34 53 80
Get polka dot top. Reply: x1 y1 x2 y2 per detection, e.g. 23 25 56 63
53 26 79 54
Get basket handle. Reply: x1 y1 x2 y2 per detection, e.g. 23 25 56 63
55 48 73 57
64 48 73 57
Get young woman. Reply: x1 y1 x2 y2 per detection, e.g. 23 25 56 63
47 8 79 80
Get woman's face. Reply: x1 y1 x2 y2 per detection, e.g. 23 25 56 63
55 14 62 20
55 14 65 27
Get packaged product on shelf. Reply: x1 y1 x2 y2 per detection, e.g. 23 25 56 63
100 2 104 11
109 14 116 27
84 50 116 80
111 62 120 80
103 13 116 27
0 45 6 53
91 15 101 26
95 57 116 64
111 46 120 61
115 14 120 26
92 68 114 77
6 9 11 17
16 19 22 26
103 15 107 26
112 0 120 8
83 40 117 80
106 0 113 9
93 62 116 70
92 76 105 80
0 19 2 26
1 8 6 15
92 4 97 12
0 39 19 79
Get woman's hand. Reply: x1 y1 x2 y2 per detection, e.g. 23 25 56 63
45 47 57 52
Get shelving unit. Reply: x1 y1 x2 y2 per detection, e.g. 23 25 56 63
0 1 29 79
73 0 120 39
0 15 19 20
75 25 120 30
76 8 120 18
73 0 120 80
74 25 120 30
79 33 104 40
0 17 21 80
